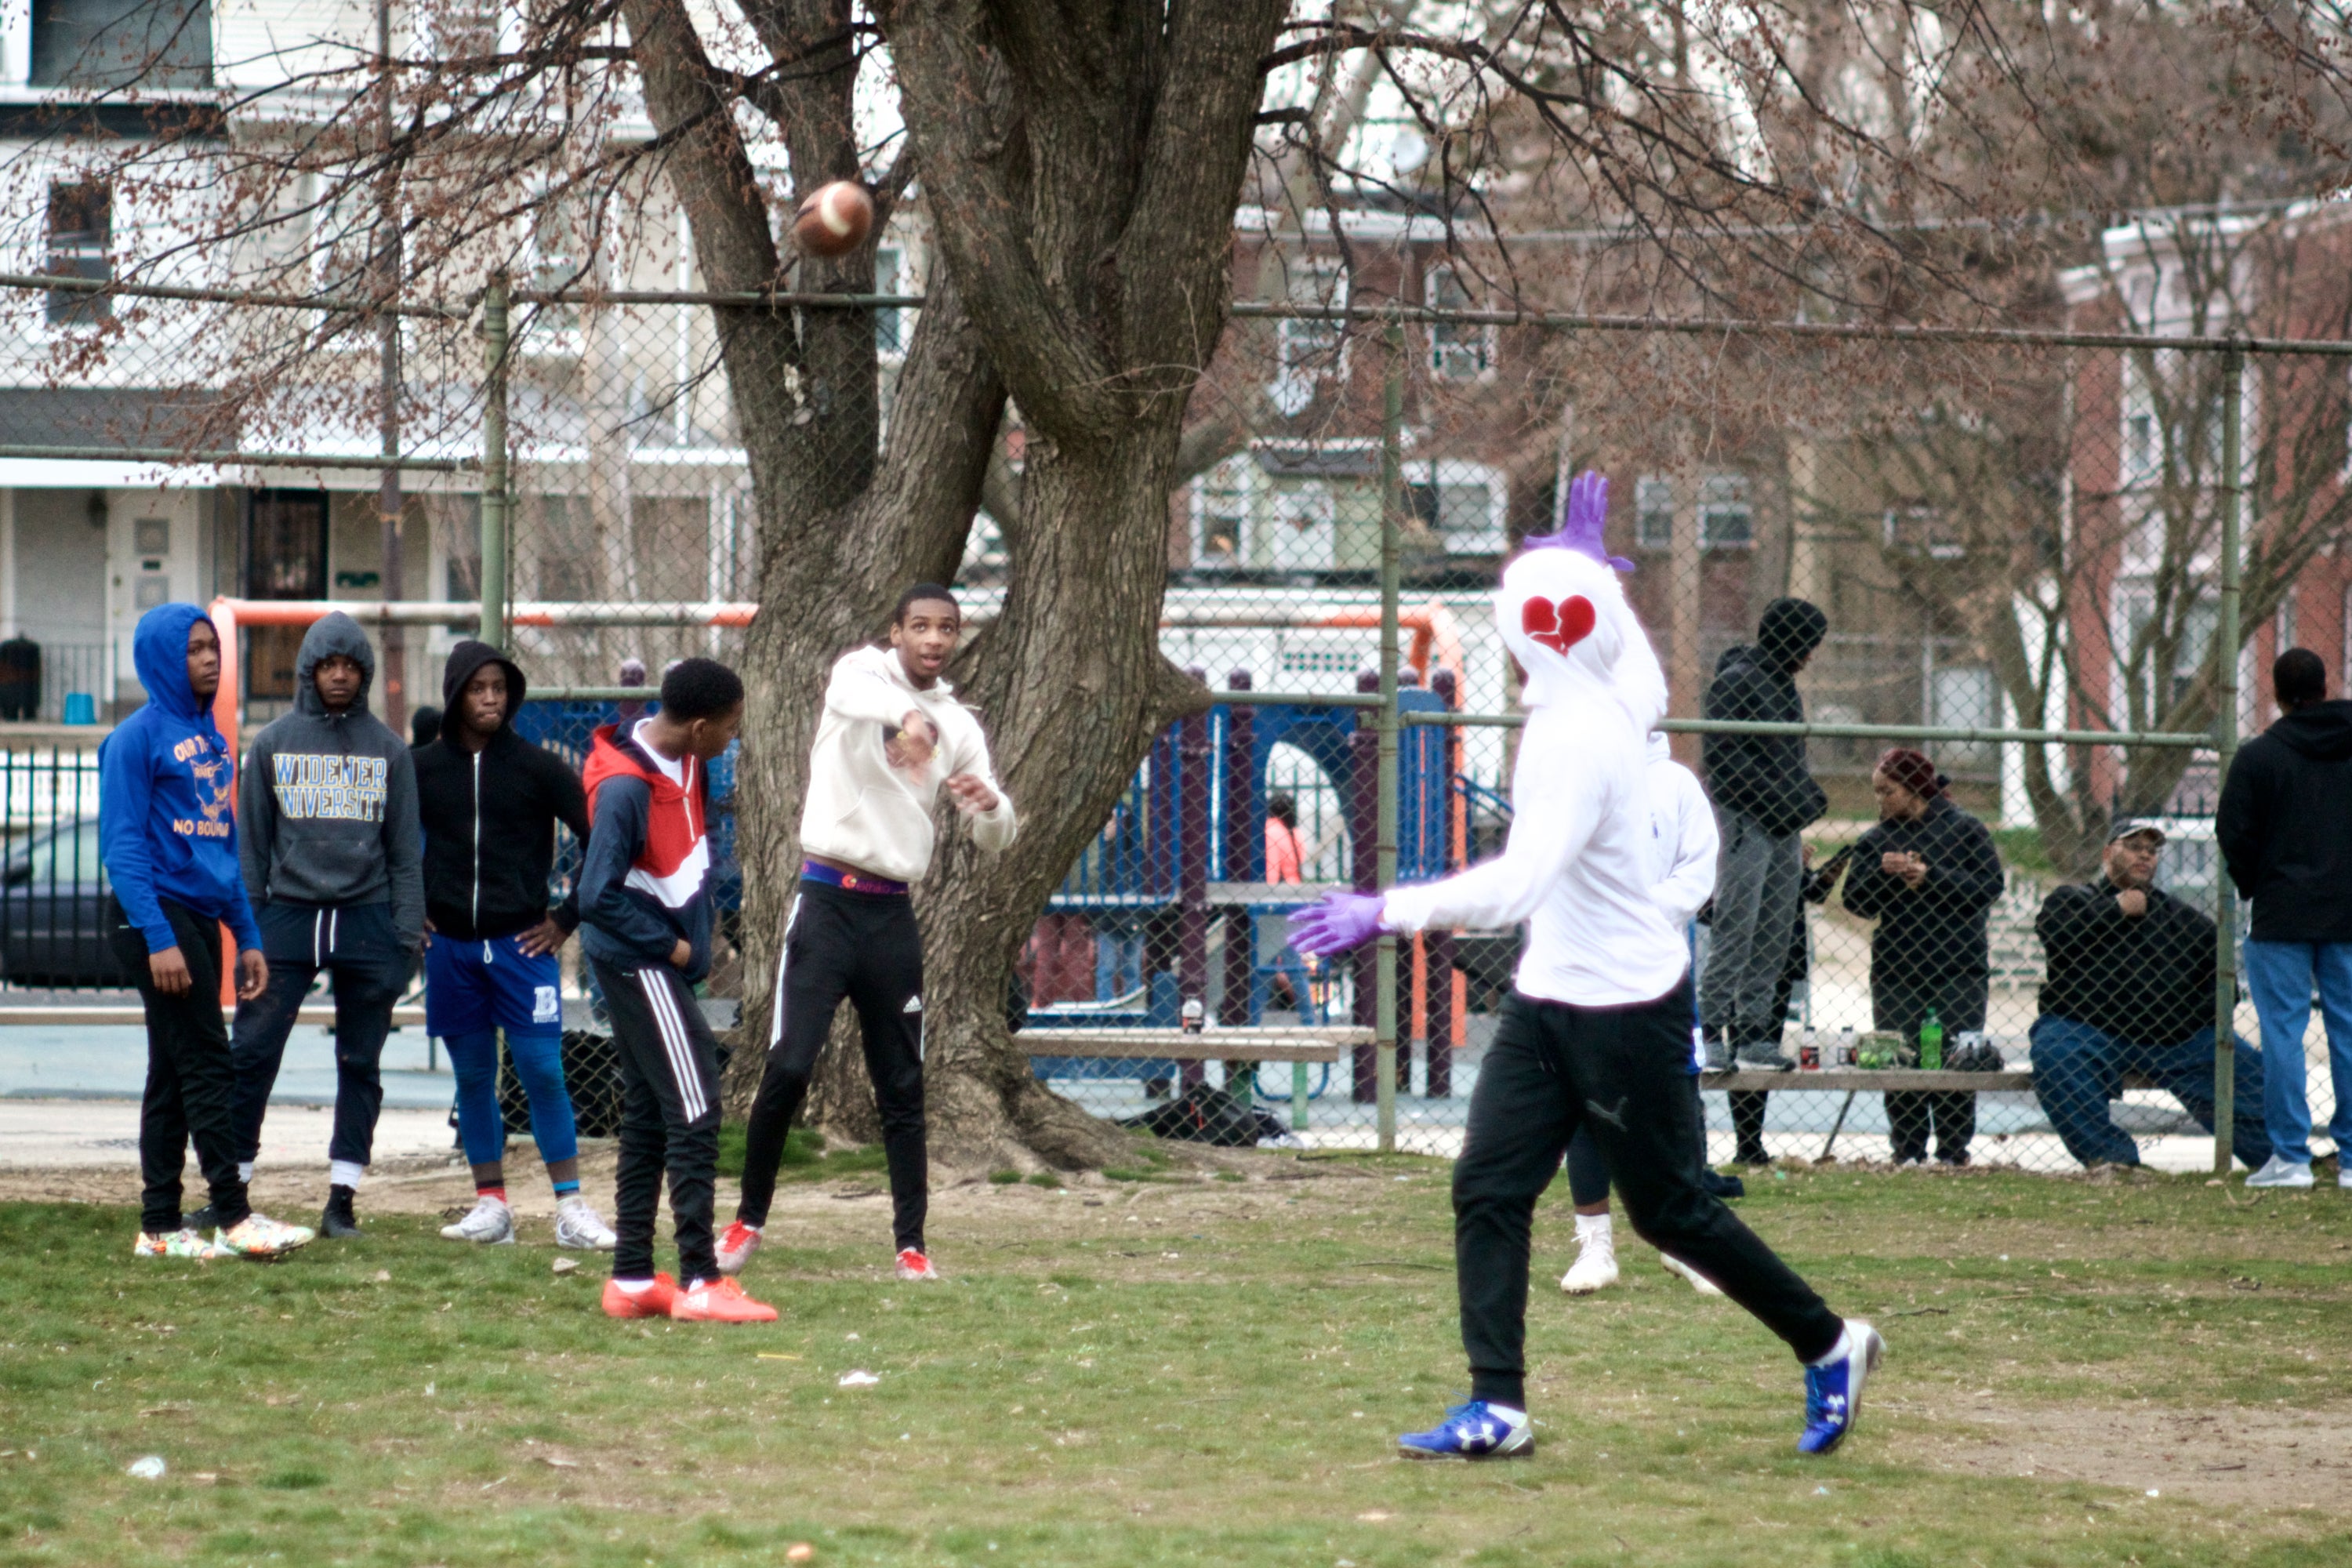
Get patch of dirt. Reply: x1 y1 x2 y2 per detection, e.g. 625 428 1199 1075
1904 1398 2352 1510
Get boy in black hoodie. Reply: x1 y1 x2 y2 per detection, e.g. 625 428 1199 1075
229 612 426 1238
2221 647 2352 1189
413 641 613 1249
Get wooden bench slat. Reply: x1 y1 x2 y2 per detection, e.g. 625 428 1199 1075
1701 1069 2034 1093
1019 1026 1366 1063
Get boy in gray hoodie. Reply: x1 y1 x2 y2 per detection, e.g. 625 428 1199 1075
228 612 426 1238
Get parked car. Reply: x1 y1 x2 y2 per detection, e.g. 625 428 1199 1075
0 818 125 987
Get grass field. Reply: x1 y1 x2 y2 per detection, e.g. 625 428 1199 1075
4 1151 2351 1567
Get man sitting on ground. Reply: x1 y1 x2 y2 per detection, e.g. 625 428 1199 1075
2030 820 2270 1171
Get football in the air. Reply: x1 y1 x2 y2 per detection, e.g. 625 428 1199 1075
793 180 875 259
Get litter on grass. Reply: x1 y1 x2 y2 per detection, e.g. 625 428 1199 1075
125 1456 165 1479
551 1258 579 1276
839 1370 880 1388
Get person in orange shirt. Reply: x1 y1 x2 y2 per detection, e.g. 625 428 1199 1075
1265 792 1305 884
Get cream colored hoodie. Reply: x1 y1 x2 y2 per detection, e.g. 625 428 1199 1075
797 644 1018 881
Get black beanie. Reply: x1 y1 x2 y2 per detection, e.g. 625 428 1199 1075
1757 597 1828 672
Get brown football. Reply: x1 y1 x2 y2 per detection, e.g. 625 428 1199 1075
792 180 875 259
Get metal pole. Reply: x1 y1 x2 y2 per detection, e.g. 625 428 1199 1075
480 273 510 648
2212 340 2245 1178
375 0 406 731
1375 321 1403 1153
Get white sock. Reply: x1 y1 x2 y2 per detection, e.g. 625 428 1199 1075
1806 1325 1855 1369
612 1276 659 1294
1574 1211 1613 1243
329 1160 365 1191
1485 1401 1529 1425
237 1160 255 1183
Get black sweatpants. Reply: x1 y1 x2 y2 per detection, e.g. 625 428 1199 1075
111 898 253 1235
1564 1087 1717 1207
1456 985 1843 1409
739 880 927 1249
593 956 723 1285
230 902 408 1169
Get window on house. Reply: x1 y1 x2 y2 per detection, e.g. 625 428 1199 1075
1882 505 1963 560
31 0 212 88
1635 476 1673 550
1425 265 1494 379
430 0 502 61
1698 474 1752 549
44 181 112 326
1406 462 1506 554
1191 455 1252 569
528 185 587 340
1271 258 1347 415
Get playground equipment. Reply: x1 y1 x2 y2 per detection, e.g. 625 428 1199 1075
1027 665 1473 1105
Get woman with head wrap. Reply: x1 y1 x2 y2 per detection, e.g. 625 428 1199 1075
1841 748 2004 1164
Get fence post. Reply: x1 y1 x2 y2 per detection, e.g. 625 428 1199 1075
1375 319 1404 1152
2212 339 2245 1178
480 271 511 648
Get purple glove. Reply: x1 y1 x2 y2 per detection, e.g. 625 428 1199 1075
1523 469 1633 572
1287 891 1388 957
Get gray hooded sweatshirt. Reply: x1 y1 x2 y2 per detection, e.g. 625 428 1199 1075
238 612 426 952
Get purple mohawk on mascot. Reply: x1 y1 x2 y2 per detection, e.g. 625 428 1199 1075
1523 469 1633 572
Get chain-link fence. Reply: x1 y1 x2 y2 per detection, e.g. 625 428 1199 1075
8 262 2350 1178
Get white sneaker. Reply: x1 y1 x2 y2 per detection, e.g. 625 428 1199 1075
715 1220 763 1276
2246 1156 2314 1190
1659 1252 1725 1296
440 1196 516 1244
2340 1163 2352 1191
554 1195 617 1250
1560 1229 1619 1294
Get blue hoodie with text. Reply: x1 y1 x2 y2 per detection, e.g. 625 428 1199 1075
98 603 263 957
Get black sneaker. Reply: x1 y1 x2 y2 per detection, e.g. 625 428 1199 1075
184 1203 220 1232
320 1186 364 1240
1733 1039 1796 1072
1701 1169 1747 1199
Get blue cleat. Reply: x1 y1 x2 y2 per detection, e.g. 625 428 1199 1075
1798 1320 1884 1455
1397 1400 1534 1461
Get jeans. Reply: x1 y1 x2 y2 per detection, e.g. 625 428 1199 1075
1698 810 1802 1044
110 898 252 1234
1095 924 1144 1001
2030 1017 2270 1171
230 902 409 1171
1455 987 1842 1408
2241 940 2352 1165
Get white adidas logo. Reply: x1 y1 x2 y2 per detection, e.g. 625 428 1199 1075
903 995 923 1014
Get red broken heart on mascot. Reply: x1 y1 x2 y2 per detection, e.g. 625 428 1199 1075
1522 594 1596 655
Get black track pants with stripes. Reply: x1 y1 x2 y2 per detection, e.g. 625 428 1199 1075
738 880 927 1250
593 956 723 1285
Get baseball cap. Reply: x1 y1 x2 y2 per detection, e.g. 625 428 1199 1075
2107 818 2168 846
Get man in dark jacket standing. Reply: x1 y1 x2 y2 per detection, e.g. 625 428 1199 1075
229 612 426 1239
413 641 614 1248
2030 822 2270 1171
1700 598 1830 1068
1841 749 2002 1164
2220 647 2352 1189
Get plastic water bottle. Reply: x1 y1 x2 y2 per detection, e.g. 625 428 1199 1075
1918 1007 1943 1070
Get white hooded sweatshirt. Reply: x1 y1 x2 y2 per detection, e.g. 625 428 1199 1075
1381 547 1690 1006
797 644 1018 882
1646 731 1719 927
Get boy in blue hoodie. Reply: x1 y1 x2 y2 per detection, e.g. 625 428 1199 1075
100 604 313 1261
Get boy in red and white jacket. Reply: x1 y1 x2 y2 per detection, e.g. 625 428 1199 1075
579 658 771 1324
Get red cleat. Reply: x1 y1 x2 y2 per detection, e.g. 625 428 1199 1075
601 1272 678 1319
895 1247 940 1283
670 1276 779 1323
715 1219 763 1276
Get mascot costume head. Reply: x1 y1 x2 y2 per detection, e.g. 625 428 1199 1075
1502 470 1668 731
